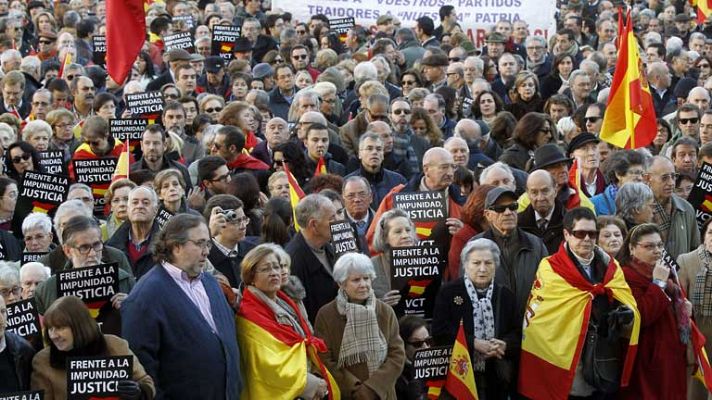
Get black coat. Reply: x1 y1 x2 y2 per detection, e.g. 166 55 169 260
145 70 173 92
0 230 21 262
207 237 257 288
286 232 337 324
517 201 565 255
3 331 35 391
105 221 160 279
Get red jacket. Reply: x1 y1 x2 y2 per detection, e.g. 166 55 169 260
226 153 270 172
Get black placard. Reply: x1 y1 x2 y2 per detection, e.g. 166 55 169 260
687 162 712 230
125 91 164 118
110 119 148 142
392 191 447 223
66 355 132 399
22 252 47 264
6 298 41 342
156 207 174 230
38 150 66 176
211 25 241 61
0 390 44 400
413 346 452 381
329 17 355 35
72 158 117 214
661 248 682 272
390 243 443 318
57 263 119 306
163 31 194 53
172 14 194 29
92 35 106 66
19 170 69 210
330 221 358 258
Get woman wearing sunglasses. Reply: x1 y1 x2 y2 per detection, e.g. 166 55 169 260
400 69 423 97
396 315 431 399
5 141 43 185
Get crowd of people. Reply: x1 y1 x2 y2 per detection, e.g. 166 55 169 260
0 0 712 398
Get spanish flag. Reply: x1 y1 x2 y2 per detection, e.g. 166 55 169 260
703 194 712 213
106 0 146 84
314 157 327 176
599 9 657 149
58 52 71 79
696 0 712 24
408 279 431 297
283 163 305 232
444 320 478 400
112 139 130 182
236 288 340 400
692 322 712 391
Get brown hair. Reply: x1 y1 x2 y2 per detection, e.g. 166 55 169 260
461 184 495 229
44 296 102 350
240 244 279 285
596 215 628 241
410 107 443 146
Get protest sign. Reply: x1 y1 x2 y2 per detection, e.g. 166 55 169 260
687 162 712 229
164 31 194 53
57 263 119 306
6 298 41 342
19 171 69 214
0 391 43 400
330 221 359 258
66 356 132 399
125 91 164 119
39 150 66 176
92 35 106 66
272 0 556 48
413 346 452 381
393 191 447 223
156 207 175 230
72 158 117 215
390 243 443 318
110 119 148 143
211 25 241 61
172 14 195 29
329 17 355 34
22 252 47 264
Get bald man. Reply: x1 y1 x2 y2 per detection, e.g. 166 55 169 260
454 118 494 169
518 170 565 253
365 147 467 252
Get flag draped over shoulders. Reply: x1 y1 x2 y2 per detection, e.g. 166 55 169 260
518 245 641 400
236 288 340 400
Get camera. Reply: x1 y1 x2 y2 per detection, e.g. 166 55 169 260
219 209 239 222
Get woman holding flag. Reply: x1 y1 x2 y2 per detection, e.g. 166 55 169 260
618 223 691 399
236 244 336 400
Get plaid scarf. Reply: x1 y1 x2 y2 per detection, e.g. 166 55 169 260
652 199 672 242
464 278 495 372
335 288 387 373
693 248 712 320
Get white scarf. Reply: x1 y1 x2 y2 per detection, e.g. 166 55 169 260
464 278 495 371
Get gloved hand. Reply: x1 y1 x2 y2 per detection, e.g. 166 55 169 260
116 380 141 400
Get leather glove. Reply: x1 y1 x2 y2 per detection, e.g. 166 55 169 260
116 380 141 400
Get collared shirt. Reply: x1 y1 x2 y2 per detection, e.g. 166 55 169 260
347 210 369 235
534 207 555 230
162 261 217 333
213 238 239 258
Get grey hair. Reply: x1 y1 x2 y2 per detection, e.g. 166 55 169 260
460 238 501 275
194 36 210 46
0 49 20 63
332 252 376 285
615 182 654 222
691 32 706 43
0 262 19 287
20 55 41 77
569 69 589 85
22 212 53 235
294 194 332 229
53 199 93 243
260 242 291 269
353 62 378 86
19 262 50 282
68 183 93 196
288 88 320 122
579 59 600 74
372 209 417 253
313 81 337 98
358 131 383 149
21 120 52 141
343 175 372 195
643 31 662 46
479 161 515 186
464 56 484 74
129 185 159 207
525 36 547 48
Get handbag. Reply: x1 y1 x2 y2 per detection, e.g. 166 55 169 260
581 306 631 393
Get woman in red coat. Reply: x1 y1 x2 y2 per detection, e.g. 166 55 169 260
618 223 691 399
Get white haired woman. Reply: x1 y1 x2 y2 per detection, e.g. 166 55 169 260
371 209 417 306
431 238 519 399
315 253 405 400
21 212 54 254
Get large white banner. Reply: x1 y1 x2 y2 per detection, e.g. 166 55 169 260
271 0 558 48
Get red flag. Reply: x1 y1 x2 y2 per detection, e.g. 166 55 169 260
106 0 146 85
696 0 712 24
314 157 327 176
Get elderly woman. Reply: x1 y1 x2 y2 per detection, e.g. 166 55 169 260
0 263 21 304
22 120 52 152
154 169 200 216
199 94 226 120
591 150 647 216
371 209 417 306
19 262 49 299
447 185 495 281
499 112 553 171
217 101 262 152
236 244 333 399
432 238 519 399
615 182 655 230
678 218 712 400
597 216 628 260
315 253 406 400
46 109 78 162
21 212 54 253
618 224 690 399
506 71 544 120
104 179 136 238
31 296 155 400
93 92 117 121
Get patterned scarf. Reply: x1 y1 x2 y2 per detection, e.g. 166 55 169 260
693 248 712 320
464 277 495 371
652 199 672 243
335 288 387 374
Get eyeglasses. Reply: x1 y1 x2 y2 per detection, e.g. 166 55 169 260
72 241 103 255
292 54 308 60
0 286 21 297
570 230 598 239
210 172 230 182
230 216 251 225
11 153 31 164
273 159 284 166
489 203 518 213
164 93 179 100
401 80 416 86
526 46 545 51
585 116 601 123
39 39 53 45
65 74 76 81
205 107 223 113
638 242 665 250
392 108 411 115
408 337 433 348
679 117 699 125
369 113 389 121
186 239 213 250
659 172 680 181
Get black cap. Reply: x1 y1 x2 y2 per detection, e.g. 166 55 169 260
533 144 571 170
233 37 253 53
567 132 600 156
204 56 225 73
485 187 517 209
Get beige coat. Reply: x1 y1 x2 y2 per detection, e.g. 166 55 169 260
315 299 405 400
30 334 155 400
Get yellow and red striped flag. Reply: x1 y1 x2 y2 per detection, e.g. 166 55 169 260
444 320 478 400
696 0 712 23
408 279 431 297
284 163 305 232
692 321 712 392
314 157 327 176
599 9 657 149
58 52 72 79
112 140 130 182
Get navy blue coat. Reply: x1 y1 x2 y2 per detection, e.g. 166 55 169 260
345 166 407 210
121 264 241 400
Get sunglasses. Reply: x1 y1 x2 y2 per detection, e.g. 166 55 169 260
392 109 411 115
164 94 179 100
292 54 308 60
680 117 699 125
39 39 53 44
401 80 416 86
570 230 598 239
585 116 601 123
489 203 518 213
448 57 461 62
11 153 30 164
273 159 284 166
408 337 433 348
205 107 223 113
